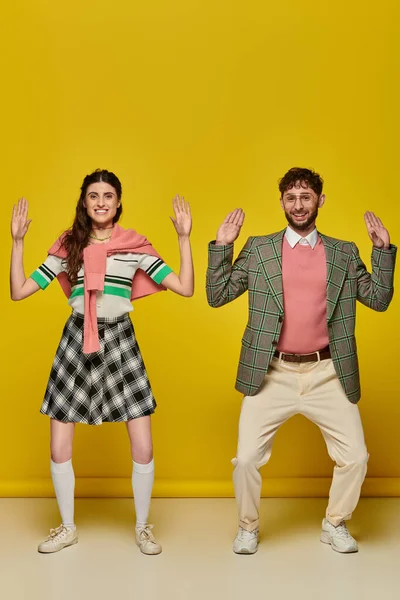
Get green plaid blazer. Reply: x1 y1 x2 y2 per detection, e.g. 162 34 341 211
206 230 396 403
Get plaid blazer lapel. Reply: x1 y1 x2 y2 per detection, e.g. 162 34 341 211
254 230 285 314
320 233 351 323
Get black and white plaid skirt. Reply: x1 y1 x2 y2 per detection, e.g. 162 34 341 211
41 311 156 425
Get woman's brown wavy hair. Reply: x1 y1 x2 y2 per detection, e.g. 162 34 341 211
63 169 123 284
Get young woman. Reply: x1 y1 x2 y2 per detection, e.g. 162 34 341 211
10 169 194 555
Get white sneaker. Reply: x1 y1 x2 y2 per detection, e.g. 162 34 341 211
135 525 162 555
320 518 358 553
233 526 259 554
38 524 78 554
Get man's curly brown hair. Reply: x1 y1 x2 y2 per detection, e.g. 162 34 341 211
279 167 324 196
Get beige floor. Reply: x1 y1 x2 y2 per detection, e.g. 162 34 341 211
0 497 399 600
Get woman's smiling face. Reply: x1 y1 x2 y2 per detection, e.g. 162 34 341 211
84 182 121 228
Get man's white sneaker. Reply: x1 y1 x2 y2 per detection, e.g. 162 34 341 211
233 526 259 554
135 525 162 555
320 518 358 553
38 524 78 554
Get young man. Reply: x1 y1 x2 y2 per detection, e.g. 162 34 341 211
206 167 396 554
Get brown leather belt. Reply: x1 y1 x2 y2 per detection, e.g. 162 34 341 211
274 345 331 363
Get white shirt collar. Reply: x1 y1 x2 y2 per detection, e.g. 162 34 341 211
285 226 319 249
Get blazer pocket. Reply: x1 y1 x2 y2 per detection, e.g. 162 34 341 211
241 331 254 348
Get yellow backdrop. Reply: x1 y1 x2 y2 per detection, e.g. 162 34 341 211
1 0 399 498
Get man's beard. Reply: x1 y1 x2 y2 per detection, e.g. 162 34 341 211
285 206 319 231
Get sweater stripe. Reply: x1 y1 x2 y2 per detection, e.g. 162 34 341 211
30 270 50 290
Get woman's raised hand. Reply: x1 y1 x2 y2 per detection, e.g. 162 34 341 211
11 198 32 241
170 195 192 238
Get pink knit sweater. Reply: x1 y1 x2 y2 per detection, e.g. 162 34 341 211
277 236 329 354
49 224 166 354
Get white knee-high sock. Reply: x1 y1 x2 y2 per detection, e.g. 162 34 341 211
50 459 75 530
132 459 154 528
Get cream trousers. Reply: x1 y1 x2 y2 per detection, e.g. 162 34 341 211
232 357 368 531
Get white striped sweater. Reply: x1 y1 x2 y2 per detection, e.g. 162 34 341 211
30 253 172 318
